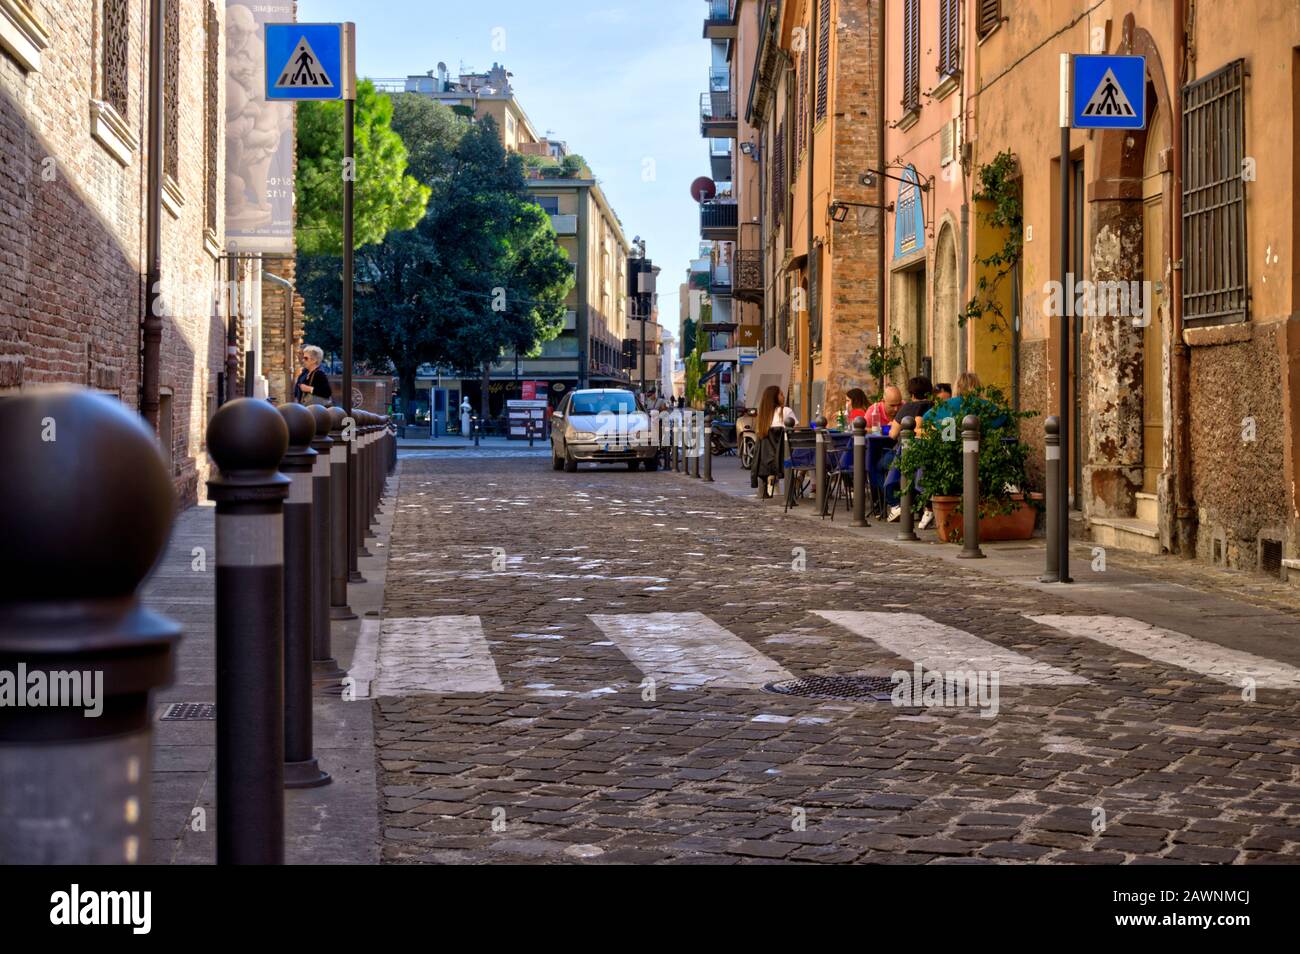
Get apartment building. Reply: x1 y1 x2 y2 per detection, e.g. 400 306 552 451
965 1 1300 576
393 61 641 416
743 0 885 421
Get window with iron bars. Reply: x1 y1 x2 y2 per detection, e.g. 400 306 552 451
1182 58 1248 327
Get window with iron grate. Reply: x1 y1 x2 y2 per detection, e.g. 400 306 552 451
1182 59 1247 327
204 3 219 233
164 0 179 181
101 0 129 117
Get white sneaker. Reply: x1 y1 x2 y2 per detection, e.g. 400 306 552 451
887 505 901 523
918 509 935 530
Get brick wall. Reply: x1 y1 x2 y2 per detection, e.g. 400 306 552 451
824 0 883 405
0 1 227 507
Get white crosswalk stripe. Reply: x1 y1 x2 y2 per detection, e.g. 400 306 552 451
814 610 1089 685
588 611 794 689
1028 614 1300 690
369 616 504 696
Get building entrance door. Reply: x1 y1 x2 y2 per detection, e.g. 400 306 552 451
1141 107 1169 496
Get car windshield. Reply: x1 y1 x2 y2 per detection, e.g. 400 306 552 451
570 392 637 416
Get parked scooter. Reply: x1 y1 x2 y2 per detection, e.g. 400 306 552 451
710 407 757 467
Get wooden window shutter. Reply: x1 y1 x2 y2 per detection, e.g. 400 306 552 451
815 0 831 122
977 0 1001 38
939 0 959 77
902 0 919 112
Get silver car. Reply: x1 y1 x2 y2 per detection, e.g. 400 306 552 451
550 389 659 472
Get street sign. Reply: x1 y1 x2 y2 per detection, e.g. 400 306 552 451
738 347 758 366
1071 54 1145 129
264 23 355 101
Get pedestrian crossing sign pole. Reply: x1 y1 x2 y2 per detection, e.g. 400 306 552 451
264 22 358 568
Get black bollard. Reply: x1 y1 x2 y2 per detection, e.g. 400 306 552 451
896 416 920 542
1040 416 1061 582
672 416 681 473
815 420 827 516
687 411 698 478
326 408 356 620
277 404 330 789
472 415 480 448
355 413 373 561
852 416 868 527
958 414 986 559
0 387 180 864
308 406 345 677
207 397 289 865
703 415 714 482
347 409 368 578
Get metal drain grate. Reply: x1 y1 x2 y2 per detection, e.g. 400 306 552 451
159 702 215 721
763 675 896 701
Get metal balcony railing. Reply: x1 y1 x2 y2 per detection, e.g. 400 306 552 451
700 201 738 235
709 67 730 92
700 91 736 125
734 250 762 300
706 0 732 22
710 260 732 295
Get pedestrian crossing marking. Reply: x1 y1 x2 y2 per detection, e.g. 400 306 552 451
275 36 334 89
1080 68 1135 118
813 611 1089 686
371 616 503 695
1028 615 1300 690
588 611 793 689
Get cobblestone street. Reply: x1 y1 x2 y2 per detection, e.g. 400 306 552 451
368 453 1300 864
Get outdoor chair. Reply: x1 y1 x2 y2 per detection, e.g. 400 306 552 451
783 428 817 513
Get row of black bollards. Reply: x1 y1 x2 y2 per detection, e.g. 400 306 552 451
205 399 394 864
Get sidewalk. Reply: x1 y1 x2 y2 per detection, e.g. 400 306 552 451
680 453 1300 663
140 481 399 864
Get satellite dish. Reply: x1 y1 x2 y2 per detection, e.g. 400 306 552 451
689 177 717 204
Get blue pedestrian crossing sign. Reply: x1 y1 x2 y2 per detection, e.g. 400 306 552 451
264 22 355 101
1071 54 1145 129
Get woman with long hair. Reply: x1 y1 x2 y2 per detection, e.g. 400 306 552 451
751 385 793 498
844 387 870 424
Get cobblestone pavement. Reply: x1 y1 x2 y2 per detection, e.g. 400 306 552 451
370 455 1300 864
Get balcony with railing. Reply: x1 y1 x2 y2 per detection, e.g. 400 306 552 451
700 201 738 240
700 89 736 139
710 258 732 297
703 0 737 39
709 138 733 182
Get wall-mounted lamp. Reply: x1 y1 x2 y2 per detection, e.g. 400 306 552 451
829 199 893 222
860 168 930 192
739 141 760 161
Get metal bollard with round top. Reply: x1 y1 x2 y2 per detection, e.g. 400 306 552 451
308 406 345 677
703 415 714 482
896 416 920 542
206 397 289 864
326 407 356 621
958 414 986 560
0 387 181 864
851 416 868 527
276 403 330 789
354 412 373 564
814 415 828 516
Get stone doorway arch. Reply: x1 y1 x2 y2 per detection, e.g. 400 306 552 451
932 222 961 386
1085 17 1172 524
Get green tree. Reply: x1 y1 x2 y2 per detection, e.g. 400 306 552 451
301 114 572 412
295 80 430 255
681 317 697 357
388 93 467 187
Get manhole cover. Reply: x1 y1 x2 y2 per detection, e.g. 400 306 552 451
762 675 896 701
159 702 215 721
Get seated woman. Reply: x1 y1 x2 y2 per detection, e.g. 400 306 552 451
750 384 794 499
923 371 1007 430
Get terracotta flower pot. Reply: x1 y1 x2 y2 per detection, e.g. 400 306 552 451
931 493 1039 544
930 495 962 542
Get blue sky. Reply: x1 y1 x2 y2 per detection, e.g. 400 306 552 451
299 0 707 325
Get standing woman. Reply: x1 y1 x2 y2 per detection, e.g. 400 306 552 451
750 384 793 498
295 345 333 406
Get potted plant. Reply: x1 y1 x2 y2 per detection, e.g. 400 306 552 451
895 385 1040 543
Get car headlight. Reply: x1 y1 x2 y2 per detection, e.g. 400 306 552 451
570 430 597 441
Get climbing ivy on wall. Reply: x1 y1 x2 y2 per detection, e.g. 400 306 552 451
963 151 1023 338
